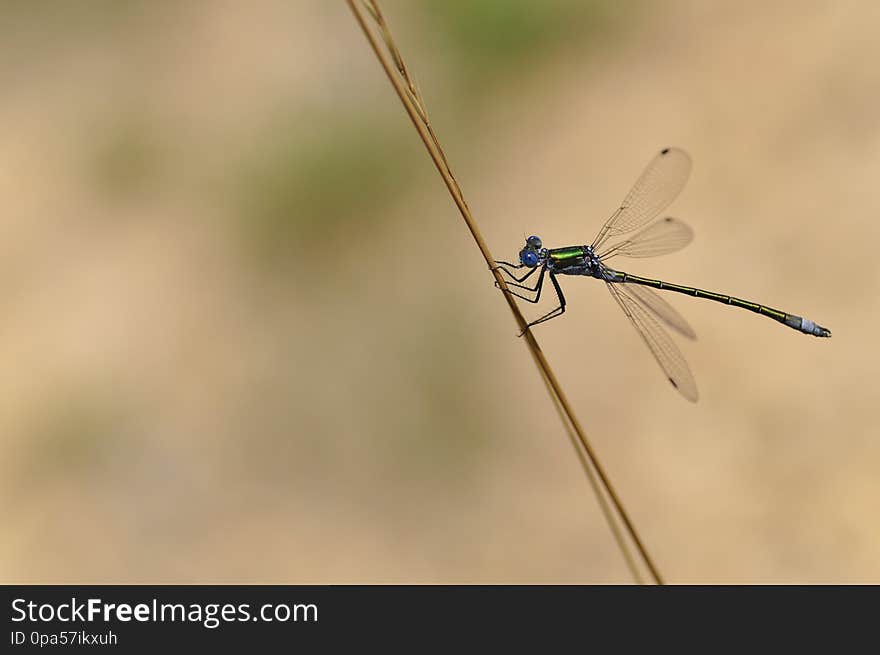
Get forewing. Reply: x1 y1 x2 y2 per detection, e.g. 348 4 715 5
592 148 692 250
606 282 699 402
597 217 693 260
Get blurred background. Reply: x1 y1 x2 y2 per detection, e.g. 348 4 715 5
2 0 878 583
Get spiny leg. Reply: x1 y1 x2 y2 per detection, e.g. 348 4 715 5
529 305 565 327
492 260 538 283
505 288 542 303
491 260 522 275
494 265 540 292
523 272 566 332
499 264 547 304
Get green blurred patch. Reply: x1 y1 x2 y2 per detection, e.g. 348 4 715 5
91 116 164 200
236 112 413 265
422 0 626 82
234 299 493 495
380 301 494 486
23 390 124 483
235 2 636 267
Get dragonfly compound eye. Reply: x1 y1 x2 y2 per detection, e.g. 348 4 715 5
526 235 543 249
520 250 540 268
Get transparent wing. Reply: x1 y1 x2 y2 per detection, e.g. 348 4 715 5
619 283 696 340
597 217 693 261
592 148 692 251
606 282 698 402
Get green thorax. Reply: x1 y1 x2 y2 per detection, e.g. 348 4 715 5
548 246 587 263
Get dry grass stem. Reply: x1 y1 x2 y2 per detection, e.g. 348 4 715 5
347 0 663 584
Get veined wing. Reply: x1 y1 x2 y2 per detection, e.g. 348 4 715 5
617 282 696 340
592 148 692 251
597 217 693 260
606 281 698 402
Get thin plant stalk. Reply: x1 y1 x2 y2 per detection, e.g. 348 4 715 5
346 0 663 585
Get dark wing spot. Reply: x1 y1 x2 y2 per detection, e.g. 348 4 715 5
664 217 673 222
661 147 670 155
668 378 678 388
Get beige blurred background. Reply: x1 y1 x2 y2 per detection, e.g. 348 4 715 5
1 0 878 583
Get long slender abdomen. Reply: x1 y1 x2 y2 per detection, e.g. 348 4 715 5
608 270 831 337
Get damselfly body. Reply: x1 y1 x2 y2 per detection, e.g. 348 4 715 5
493 147 831 401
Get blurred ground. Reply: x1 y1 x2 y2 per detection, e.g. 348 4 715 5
1 0 878 583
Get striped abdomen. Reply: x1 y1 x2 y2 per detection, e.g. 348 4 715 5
607 270 831 337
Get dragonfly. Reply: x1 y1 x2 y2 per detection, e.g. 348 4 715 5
493 147 831 402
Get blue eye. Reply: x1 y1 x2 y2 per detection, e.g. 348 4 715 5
520 251 539 267
527 235 542 248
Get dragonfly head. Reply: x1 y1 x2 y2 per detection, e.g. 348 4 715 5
519 235 546 268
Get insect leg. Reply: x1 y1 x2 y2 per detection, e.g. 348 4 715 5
524 272 567 330
494 265 540 291
492 260 537 283
499 264 546 303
